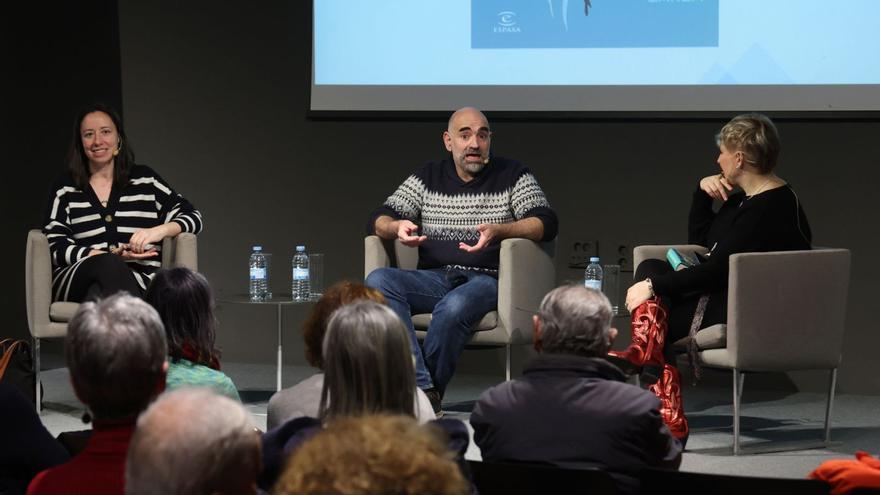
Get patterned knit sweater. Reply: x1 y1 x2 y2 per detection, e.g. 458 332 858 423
369 157 557 274
43 164 203 300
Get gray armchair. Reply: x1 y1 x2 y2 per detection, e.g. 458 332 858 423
365 235 556 380
634 245 850 454
25 229 198 412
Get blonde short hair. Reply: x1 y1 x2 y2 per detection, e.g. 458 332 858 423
715 113 781 173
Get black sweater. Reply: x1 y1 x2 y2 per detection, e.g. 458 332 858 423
368 156 558 274
652 184 812 297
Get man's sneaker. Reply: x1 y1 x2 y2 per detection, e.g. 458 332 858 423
424 388 444 418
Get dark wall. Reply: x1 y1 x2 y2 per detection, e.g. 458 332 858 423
3 1 123 341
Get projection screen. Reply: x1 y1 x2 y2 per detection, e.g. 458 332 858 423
311 0 880 113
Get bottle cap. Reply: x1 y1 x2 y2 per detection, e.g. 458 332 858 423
253 245 262 251
296 245 305 251
589 256 600 263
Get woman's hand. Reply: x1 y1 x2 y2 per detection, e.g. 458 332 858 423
118 249 159 260
625 280 653 313
699 174 734 201
108 244 158 259
128 223 181 253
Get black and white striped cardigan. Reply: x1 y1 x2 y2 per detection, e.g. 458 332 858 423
43 164 203 300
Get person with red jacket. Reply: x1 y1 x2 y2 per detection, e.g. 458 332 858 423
27 294 168 495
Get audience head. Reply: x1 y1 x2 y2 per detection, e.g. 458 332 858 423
145 267 219 366
319 300 415 420
67 102 135 188
125 388 261 495
715 113 780 174
302 281 386 369
275 415 469 495
66 293 167 421
534 285 615 357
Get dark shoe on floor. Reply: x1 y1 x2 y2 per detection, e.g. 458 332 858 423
424 388 444 418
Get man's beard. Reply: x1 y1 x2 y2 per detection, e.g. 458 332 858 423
459 156 486 175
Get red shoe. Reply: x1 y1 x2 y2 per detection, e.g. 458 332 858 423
608 297 668 382
648 363 689 443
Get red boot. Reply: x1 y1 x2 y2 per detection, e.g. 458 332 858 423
648 363 689 443
608 297 668 382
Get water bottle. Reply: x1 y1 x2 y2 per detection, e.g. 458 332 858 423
584 256 603 292
291 245 311 301
249 246 269 301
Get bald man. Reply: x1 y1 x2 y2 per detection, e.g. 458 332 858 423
125 388 261 495
366 107 558 414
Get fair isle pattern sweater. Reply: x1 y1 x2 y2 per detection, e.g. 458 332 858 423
369 157 558 274
44 165 203 300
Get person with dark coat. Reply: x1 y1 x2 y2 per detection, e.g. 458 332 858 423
471 285 681 495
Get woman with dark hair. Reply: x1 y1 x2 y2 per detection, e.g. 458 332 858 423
43 102 202 302
610 113 812 445
145 267 239 401
266 281 434 429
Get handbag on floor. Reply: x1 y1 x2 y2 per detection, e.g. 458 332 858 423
0 338 38 406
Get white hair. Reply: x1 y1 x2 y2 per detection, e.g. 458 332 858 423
538 285 613 356
125 388 260 495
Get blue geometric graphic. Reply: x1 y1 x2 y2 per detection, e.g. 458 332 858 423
472 0 718 49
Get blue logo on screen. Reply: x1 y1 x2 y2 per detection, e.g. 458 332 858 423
474 0 718 48
495 11 522 33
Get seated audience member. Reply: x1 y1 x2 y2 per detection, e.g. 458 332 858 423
27 294 168 495
809 452 880 495
274 415 469 495
260 300 469 491
125 388 261 495
144 267 240 401
0 383 69 494
470 285 682 495
267 281 434 428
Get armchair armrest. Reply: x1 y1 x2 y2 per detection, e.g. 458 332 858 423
364 235 392 278
633 244 708 273
497 238 556 343
364 235 420 278
25 229 52 336
162 232 198 271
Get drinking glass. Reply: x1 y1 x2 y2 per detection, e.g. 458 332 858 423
603 264 621 315
309 253 324 300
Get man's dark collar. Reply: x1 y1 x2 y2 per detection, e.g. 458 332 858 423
524 353 628 382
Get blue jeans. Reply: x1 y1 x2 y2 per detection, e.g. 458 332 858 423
365 267 498 393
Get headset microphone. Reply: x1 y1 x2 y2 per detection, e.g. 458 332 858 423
483 157 490 164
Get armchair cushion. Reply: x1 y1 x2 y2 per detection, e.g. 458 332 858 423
412 312 499 332
672 324 727 351
49 303 79 323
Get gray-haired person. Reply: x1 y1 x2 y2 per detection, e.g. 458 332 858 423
28 293 169 495
125 388 262 495
470 285 682 495
259 300 471 492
